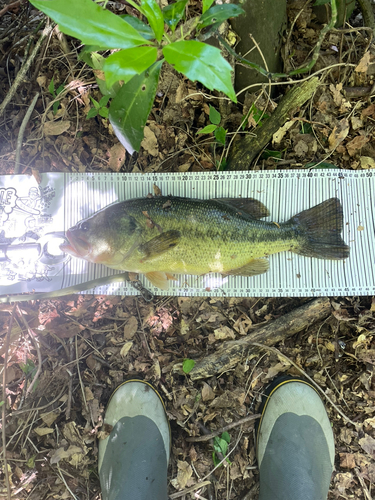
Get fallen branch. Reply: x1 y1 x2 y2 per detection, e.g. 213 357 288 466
189 297 331 380
228 76 320 169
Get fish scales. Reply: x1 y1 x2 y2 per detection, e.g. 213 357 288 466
110 197 296 273
61 196 349 290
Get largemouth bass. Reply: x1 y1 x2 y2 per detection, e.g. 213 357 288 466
61 196 349 290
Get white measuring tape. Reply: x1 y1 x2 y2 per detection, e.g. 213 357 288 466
0 170 372 297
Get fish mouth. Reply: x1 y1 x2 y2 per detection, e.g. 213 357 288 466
60 229 92 259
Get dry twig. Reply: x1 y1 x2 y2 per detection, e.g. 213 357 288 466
186 413 260 443
0 23 53 118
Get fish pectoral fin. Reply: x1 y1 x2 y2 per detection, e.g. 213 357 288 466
214 198 270 219
139 230 181 260
145 271 174 290
223 259 270 277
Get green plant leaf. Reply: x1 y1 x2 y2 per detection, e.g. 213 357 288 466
48 77 55 96
163 41 236 102
120 14 155 40
20 359 35 375
104 46 158 87
87 107 99 119
52 101 60 115
221 431 231 443
162 0 188 32
214 126 226 145
0 401 4 407
217 157 227 170
209 105 221 125
29 0 149 49
182 358 196 374
99 107 109 118
90 96 101 109
99 95 111 107
79 47 105 69
250 103 269 125
139 0 164 42
202 0 215 14
109 60 163 154
197 124 217 134
198 4 244 29
214 436 229 456
262 149 282 159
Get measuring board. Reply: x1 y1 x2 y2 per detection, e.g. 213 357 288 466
0 170 373 297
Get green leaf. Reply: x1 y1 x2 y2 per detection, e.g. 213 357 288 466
214 436 229 455
209 105 221 125
120 15 155 40
197 124 217 134
162 0 188 32
79 47 105 70
139 0 164 42
182 358 196 374
301 122 313 134
99 95 111 107
250 103 269 125
87 107 99 119
109 60 163 154
20 359 35 375
48 77 55 96
99 107 109 118
163 41 236 102
221 431 231 443
313 0 330 4
90 96 100 109
52 101 60 115
0 401 4 407
202 0 215 14
26 455 36 468
198 4 244 29
217 157 227 170
103 46 158 87
214 126 226 145
262 149 282 159
56 84 65 95
29 0 149 49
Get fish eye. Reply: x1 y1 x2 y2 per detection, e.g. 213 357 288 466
81 221 90 231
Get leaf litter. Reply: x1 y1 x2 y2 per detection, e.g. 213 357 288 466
0 1 375 500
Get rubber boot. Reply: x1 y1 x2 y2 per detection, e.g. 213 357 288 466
98 380 170 500
256 376 335 500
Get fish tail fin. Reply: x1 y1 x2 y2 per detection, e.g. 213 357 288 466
289 198 350 260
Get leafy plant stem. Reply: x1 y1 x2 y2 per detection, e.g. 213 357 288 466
289 0 337 75
163 31 172 43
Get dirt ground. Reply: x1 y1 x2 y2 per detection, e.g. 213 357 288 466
0 1 375 499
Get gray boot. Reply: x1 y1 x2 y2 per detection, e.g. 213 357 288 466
98 380 170 500
256 377 335 500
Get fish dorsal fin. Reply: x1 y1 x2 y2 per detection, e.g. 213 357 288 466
145 271 171 289
139 230 181 260
223 258 270 277
214 198 270 219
